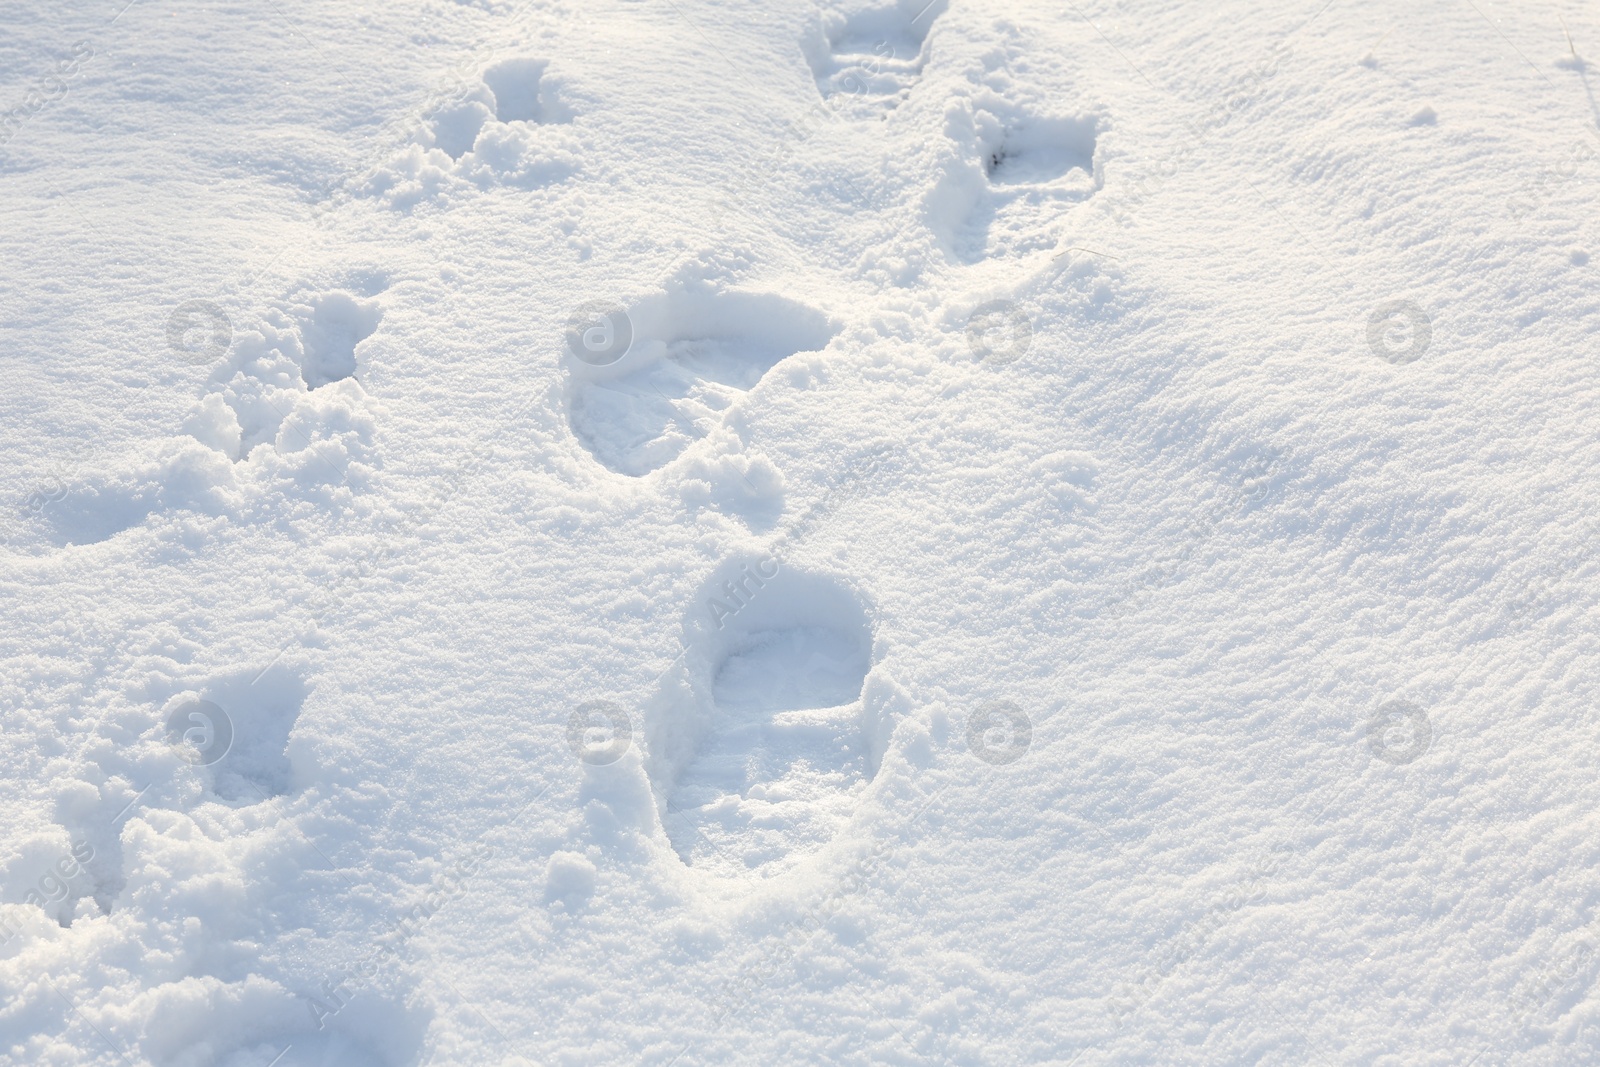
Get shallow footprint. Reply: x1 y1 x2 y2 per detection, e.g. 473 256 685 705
809 0 948 115
565 290 837 477
363 57 576 205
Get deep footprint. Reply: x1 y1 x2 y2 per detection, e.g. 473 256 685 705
299 290 381 389
932 94 1102 262
655 565 874 878
565 291 837 477
979 111 1098 188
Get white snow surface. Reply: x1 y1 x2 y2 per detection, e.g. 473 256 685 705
3 0 1600 1063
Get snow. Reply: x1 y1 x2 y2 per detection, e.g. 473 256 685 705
2 0 1599 1064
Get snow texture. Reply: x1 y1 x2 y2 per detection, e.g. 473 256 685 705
3 0 1600 1064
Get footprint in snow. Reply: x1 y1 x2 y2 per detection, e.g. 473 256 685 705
933 91 1103 263
562 290 838 478
648 563 892 879
807 0 949 116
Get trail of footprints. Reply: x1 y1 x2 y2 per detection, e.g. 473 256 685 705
28 61 578 546
38 62 574 549
561 283 880 878
27 281 365 916
565 7 1105 878
24 16 1099 916
8 25 1107 1066
808 1 1101 262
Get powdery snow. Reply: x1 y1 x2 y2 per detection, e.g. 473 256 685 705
3 0 1600 1064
